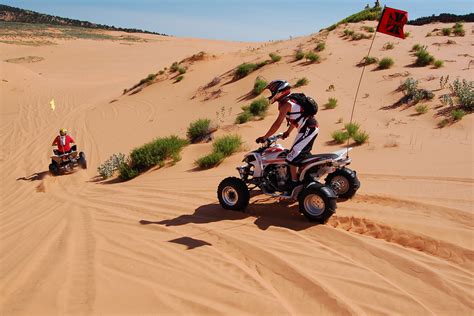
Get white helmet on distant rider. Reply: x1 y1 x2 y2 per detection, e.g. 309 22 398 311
266 80 291 104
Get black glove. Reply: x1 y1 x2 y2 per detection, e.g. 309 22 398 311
255 136 266 144
282 131 290 139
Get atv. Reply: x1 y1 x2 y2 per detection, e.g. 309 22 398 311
49 145 87 176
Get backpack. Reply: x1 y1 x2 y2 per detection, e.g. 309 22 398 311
288 93 318 116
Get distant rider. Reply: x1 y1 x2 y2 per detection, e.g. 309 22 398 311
256 80 319 192
52 128 75 154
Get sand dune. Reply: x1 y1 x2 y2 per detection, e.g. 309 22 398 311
1 22 473 315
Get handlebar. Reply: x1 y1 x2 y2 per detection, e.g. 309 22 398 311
258 133 284 147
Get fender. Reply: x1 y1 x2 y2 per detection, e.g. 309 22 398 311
305 182 338 199
243 152 263 177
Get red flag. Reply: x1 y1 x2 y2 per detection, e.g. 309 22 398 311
377 7 408 39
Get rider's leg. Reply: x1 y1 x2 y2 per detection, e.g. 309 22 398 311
289 165 298 181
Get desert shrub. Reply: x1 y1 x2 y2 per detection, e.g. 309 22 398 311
361 26 375 33
442 28 452 36
235 63 257 79
235 111 252 124
269 52 282 62
305 51 320 63
343 29 355 37
450 79 474 111
378 57 394 69
434 60 444 68
158 70 165 75
351 32 371 40
326 24 337 31
336 6 382 25
453 23 465 36
384 42 394 50
295 77 309 87
295 49 305 60
249 97 269 117
213 134 243 156
400 77 435 104
187 118 212 143
353 131 369 144
362 56 378 65
426 32 432 37
315 42 325 51
175 75 184 82
415 47 434 66
253 77 268 95
331 130 350 144
451 109 465 120
130 135 188 172
97 153 126 179
170 62 179 72
178 66 186 74
195 151 225 169
438 119 450 128
345 122 360 137
325 97 338 109
411 44 422 52
118 162 139 180
415 104 429 114
404 31 411 38
139 74 157 85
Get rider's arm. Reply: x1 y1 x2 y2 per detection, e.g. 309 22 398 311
262 103 290 139
68 136 75 144
52 137 58 146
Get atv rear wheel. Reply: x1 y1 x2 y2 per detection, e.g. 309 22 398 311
298 185 337 223
78 152 87 169
217 177 250 211
325 167 360 199
49 163 60 176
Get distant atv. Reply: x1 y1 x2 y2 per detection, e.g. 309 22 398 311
49 145 87 176
217 133 360 223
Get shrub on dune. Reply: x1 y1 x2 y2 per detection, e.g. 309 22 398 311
331 130 350 144
248 97 269 117
344 122 360 137
378 57 394 69
195 151 225 169
415 47 434 66
442 28 452 36
383 42 394 50
434 60 444 68
235 63 257 79
415 104 429 114
362 56 378 65
253 77 268 95
295 49 305 60
187 118 213 143
315 42 325 52
353 131 369 144
451 109 465 120
295 77 309 87
325 97 338 109
269 52 282 62
178 66 186 74
305 51 320 63
235 111 252 124
411 44 422 52
196 134 243 169
175 75 184 82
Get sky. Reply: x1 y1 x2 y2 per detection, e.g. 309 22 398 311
3 0 474 41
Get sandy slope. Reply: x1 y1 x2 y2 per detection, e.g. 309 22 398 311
1 23 473 315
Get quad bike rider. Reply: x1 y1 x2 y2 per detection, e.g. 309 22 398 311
217 80 360 223
49 128 87 175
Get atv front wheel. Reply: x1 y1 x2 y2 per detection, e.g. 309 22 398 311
78 152 87 169
217 177 250 211
49 163 60 176
325 167 360 199
298 184 337 223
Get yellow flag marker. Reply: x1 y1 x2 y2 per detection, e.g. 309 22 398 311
50 99 55 111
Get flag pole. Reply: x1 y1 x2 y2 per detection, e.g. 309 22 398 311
345 6 385 158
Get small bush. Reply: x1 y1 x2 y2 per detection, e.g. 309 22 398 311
178 66 186 74
235 63 257 79
305 51 320 63
213 134 243 157
361 26 375 33
345 122 360 137
315 42 325 52
438 118 450 128
158 70 165 75
295 77 309 87
325 97 338 109
187 118 212 143
295 49 304 60
453 23 465 36
253 77 268 95
384 42 394 50
451 109 466 120
353 131 369 144
130 135 188 172
378 57 394 69
442 28 452 36
139 73 157 85
351 32 371 40
249 97 270 117
118 162 139 180
450 79 474 111
235 111 252 124
404 31 411 38
331 130 350 144
97 153 126 179
411 44 422 52
343 29 354 37
362 56 378 65
434 60 444 68
415 104 429 114
195 151 225 169
426 32 432 37
415 47 434 66
269 53 281 62
175 75 184 82
170 62 179 72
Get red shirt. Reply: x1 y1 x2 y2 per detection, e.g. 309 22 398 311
53 135 75 152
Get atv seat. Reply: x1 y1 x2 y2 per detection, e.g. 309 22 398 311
300 153 339 164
